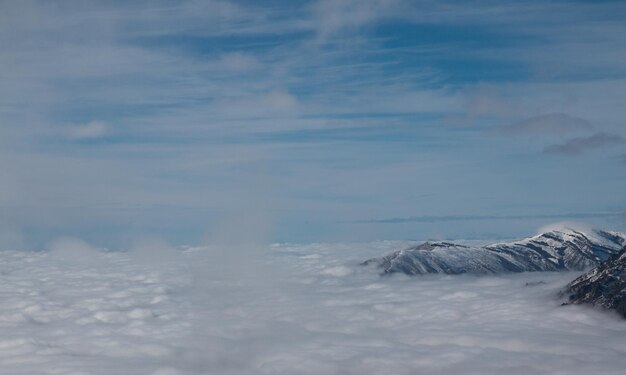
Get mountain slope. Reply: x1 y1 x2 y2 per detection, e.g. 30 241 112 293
363 229 626 275
564 246 626 318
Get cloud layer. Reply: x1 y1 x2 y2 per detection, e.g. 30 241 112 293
2 240 626 374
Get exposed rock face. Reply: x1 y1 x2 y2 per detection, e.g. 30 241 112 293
564 246 626 318
362 229 626 275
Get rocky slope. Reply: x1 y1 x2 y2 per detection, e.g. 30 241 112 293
564 246 626 318
363 229 626 275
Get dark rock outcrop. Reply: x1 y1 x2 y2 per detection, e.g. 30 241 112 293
564 246 626 318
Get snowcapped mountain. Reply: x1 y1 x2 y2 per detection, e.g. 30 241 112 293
563 246 626 318
362 229 626 275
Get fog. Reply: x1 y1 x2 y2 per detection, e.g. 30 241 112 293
1 240 625 375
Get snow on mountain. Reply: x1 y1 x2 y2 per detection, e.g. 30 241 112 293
362 229 626 275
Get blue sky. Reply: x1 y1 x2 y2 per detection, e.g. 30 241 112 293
1 0 626 247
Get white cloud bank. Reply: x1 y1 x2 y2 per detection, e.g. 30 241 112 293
1 240 625 374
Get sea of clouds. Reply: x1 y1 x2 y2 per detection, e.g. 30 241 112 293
1 239 625 375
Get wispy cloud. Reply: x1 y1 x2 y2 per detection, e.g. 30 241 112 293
311 0 409 41
501 113 592 136
543 132 625 155
65 121 108 141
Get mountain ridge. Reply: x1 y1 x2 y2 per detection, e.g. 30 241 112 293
563 246 626 318
363 229 626 275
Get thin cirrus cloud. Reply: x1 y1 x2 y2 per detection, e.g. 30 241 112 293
204 52 262 73
543 132 626 156
500 113 592 136
64 121 108 141
311 0 409 40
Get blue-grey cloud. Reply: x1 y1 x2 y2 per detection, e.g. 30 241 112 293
64 121 108 141
501 113 592 136
543 132 625 155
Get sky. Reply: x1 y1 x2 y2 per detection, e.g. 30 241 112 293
1 0 626 248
